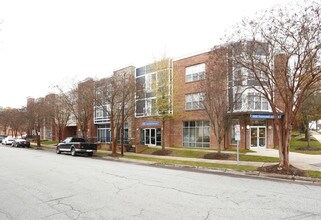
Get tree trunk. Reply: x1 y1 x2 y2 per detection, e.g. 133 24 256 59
36 129 41 148
276 116 291 168
217 141 221 154
305 120 311 148
111 124 117 155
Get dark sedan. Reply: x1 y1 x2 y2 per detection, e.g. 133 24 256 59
12 138 30 148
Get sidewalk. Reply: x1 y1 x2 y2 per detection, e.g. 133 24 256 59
245 133 321 172
122 152 275 168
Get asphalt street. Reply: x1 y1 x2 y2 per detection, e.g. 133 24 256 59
0 145 321 219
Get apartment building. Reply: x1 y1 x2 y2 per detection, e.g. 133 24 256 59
29 44 281 150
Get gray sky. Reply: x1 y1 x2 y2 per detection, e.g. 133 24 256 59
0 0 296 108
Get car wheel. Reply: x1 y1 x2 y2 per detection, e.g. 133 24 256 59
71 147 76 156
87 152 93 157
56 147 61 154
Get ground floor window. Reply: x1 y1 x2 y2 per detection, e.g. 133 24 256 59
97 123 128 143
97 124 111 143
183 121 210 148
230 119 239 145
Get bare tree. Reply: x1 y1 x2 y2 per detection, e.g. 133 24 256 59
95 67 136 156
202 47 243 153
46 94 71 142
26 98 47 148
6 108 27 137
0 109 10 135
56 78 95 140
226 1 321 168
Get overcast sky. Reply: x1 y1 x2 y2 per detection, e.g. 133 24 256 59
0 0 296 108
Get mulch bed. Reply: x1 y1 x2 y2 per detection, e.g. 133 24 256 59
152 149 173 156
203 153 234 160
296 147 321 151
257 164 307 176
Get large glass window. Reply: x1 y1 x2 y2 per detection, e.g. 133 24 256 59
185 63 205 82
183 121 210 148
185 93 204 110
97 124 111 143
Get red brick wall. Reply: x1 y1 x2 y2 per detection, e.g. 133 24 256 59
171 52 219 148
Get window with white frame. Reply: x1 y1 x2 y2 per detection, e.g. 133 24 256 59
145 72 156 92
183 121 210 148
145 98 156 116
185 63 205 82
185 93 204 110
247 93 269 111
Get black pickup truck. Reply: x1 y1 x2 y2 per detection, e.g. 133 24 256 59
56 137 97 157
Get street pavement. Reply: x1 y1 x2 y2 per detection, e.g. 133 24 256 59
0 146 321 219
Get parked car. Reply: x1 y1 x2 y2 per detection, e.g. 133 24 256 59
0 135 7 143
2 137 15 145
56 137 97 157
12 138 31 148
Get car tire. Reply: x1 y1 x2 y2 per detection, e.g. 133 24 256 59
56 147 61 154
71 147 76 156
87 152 93 157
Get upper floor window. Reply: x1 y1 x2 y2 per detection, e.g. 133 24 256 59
247 93 269 111
185 63 205 82
185 93 205 110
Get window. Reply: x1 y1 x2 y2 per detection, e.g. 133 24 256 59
94 106 109 124
183 121 210 148
230 119 239 145
247 93 269 111
185 63 205 82
97 124 111 143
185 93 204 110
145 73 156 92
145 98 156 116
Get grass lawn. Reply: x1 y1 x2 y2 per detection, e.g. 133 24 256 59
138 147 279 162
124 155 258 172
290 132 321 154
41 140 59 145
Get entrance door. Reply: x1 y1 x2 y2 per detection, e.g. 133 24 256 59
144 128 156 146
250 126 266 148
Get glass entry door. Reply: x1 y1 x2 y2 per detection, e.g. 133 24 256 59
250 126 266 148
145 128 156 145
